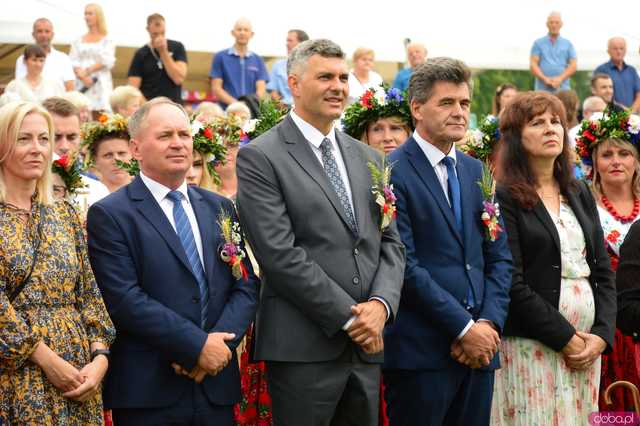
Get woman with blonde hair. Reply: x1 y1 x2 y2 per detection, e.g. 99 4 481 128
109 85 144 118
0 101 115 424
342 85 412 155
69 3 115 112
347 47 383 105
185 117 227 192
575 109 640 411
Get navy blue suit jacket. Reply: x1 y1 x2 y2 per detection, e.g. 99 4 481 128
87 176 258 408
383 137 512 370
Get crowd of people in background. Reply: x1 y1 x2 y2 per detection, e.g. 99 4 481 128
2 4 640 426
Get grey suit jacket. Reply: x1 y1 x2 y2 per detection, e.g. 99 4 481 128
236 114 405 363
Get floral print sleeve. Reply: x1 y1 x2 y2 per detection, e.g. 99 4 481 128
0 271 41 370
66 201 115 347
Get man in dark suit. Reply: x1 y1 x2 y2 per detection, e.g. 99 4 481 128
383 58 513 426
87 97 258 425
236 39 405 426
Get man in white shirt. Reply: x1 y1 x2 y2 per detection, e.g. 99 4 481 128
383 57 512 426
86 97 258 425
15 18 75 92
236 39 405 426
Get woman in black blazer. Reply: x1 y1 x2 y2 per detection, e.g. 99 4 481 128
490 92 616 426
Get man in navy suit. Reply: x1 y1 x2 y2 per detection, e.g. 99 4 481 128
87 97 258 425
383 58 512 426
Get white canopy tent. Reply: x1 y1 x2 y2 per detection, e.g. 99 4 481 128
1 0 639 70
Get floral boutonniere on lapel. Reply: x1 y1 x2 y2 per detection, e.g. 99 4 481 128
217 211 249 281
367 160 397 230
477 163 502 242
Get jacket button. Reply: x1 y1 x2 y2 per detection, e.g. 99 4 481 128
192 297 200 304
352 276 360 285
465 264 471 271
354 248 359 256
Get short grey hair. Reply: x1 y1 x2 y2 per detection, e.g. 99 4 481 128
287 38 345 76
408 57 472 104
582 96 606 113
128 97 189 138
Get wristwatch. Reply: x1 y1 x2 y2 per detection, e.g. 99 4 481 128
90 348 110 361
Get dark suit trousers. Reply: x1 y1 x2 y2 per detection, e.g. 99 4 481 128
384 365 494 426
111 382 234 426
266 345 380 426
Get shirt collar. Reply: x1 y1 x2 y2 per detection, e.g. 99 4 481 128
413 130 456 168
140 172 190 205
228 46 254 57
289 109 337 149
607 59 628 70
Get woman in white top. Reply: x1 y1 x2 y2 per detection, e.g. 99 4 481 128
4 45 63 104
347 47 383 105
69 3 115 111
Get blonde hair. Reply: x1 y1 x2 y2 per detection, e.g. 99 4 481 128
0 101 54 205
192 150 215 191
360 115 412 148
61 91 92 110
591 137 640 199
110 85 144 113
195 102 224 119
86 3 108 35
352 47 375 62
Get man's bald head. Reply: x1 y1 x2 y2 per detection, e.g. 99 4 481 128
608 37 627 64
231 17 254 46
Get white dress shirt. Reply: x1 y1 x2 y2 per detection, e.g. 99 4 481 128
289 110 390 329
413 130 475 340
140 172 205 267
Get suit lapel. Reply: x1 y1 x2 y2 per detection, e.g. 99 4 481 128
282 115 357 235
532 199 561 252
189 187 218 285
130 176 193 274
456 156 475 249
405 138 463 246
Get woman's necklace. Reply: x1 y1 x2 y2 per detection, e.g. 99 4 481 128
601 195 640 223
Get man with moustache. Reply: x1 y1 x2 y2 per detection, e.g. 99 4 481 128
236 39 405 426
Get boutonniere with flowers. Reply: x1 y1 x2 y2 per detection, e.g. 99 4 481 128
477 163 502 241
217 210 249 281
367 160 397 230
52 152 87 195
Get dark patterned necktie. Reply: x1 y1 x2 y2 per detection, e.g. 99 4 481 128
319 138 357 232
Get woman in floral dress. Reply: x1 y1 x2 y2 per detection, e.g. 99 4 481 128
0 101 115 425
491 92 616 425
575 110 640 410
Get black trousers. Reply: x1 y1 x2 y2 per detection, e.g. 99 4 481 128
266 345 380 426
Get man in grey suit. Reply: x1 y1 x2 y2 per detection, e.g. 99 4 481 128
236 39 405 426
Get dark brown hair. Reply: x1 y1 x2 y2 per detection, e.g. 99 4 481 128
42 96 79 119
23 44 46 60
492 83 517 115
497 91 576 209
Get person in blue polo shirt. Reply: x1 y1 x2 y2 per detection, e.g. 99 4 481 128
210 18 269 109
529 11 577 93
594 37 640 113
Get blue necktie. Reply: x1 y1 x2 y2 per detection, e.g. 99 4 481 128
441 157 475 309
319 138 357 233
166 190 209 328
